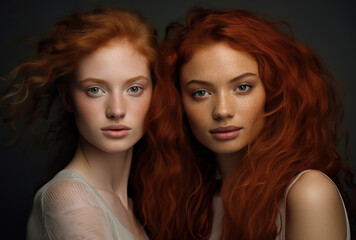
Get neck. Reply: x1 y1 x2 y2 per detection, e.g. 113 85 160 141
215 151 242 180
66 138 133 208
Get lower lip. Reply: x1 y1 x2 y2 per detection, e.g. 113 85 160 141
211 129 240 140
102 129 130 138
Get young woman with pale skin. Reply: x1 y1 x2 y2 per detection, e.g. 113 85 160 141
57 38 152 239
149 8 355 240
3 8 157 239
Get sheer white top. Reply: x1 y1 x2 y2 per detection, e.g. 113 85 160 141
27 169 148 240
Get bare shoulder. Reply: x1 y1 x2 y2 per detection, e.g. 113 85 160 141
288 170 340 204
286 170 348 240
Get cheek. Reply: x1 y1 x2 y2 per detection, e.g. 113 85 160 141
252 115 265 137
183 101 207 131
75 107 97 122
245 103 265 122
246 94 266 135
142 95 152 114
73 96 102 123
131 95 152 124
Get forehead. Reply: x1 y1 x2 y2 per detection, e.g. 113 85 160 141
76 39 150 82
180 42 258 83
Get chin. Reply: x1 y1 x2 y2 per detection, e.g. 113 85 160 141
207 143 245 155
97 144 134 154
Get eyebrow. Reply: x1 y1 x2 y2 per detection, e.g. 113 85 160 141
79 75 150 84
184 72 257 87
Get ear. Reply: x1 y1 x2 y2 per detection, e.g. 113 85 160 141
58 84 74 112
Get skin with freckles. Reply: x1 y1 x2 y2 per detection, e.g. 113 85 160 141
147 8 354 240
180 42 265 174
3 8 158 240
179 42 348 240
61 38 152 239
69 39 152 154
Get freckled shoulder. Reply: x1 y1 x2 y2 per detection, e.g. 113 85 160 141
285 170 348 240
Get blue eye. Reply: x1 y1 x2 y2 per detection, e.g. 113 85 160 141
88 87 103 94
236 84 251 92
128 86 143 95
193 90 208 97
130 86 140 93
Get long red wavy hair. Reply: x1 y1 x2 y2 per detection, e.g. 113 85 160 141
135 8 355 239
1 8 158 171
1 9 174 236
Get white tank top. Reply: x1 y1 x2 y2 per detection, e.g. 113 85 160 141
210 170 351 240
275 170 350 240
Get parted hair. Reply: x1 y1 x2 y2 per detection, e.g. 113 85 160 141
136 8 355 239
2 7 158 167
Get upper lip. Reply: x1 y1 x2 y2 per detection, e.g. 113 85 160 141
209 125 242 133
101 125 131 131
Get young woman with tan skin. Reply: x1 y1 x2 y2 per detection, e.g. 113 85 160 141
2 8 157 240
180 40 349 240
141 8 355 240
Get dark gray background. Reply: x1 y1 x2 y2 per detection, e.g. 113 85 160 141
1 0 355 238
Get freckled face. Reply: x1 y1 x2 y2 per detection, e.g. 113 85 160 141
180 42 266 156
70 39 152 153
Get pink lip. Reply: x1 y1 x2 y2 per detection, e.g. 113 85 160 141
209 126 242 140
101 125 131 138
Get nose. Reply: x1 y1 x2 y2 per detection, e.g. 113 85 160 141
106 94 126 120
212 92 234 121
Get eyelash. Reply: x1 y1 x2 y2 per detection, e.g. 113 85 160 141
235 84 252 92
127 85 143 95
87 87 104 96
192 90 210 98
86 85 144 97
191 84 252 99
